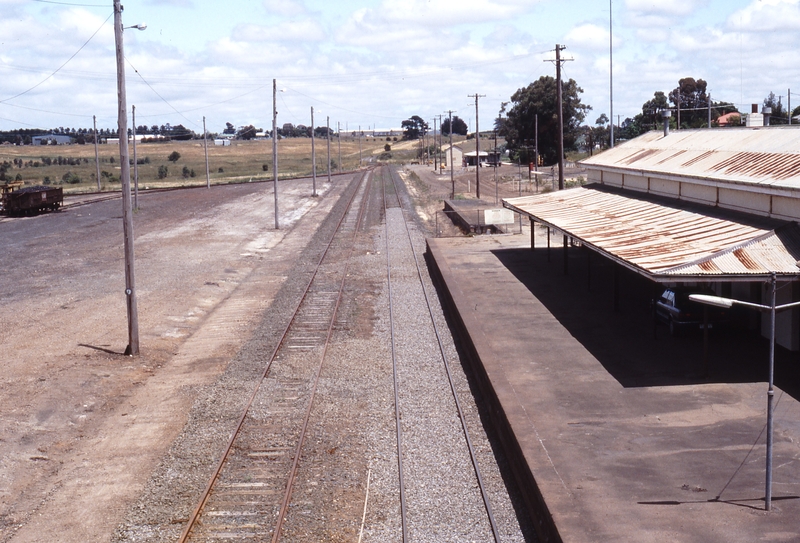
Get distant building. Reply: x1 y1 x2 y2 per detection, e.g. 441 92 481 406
214 139 231 146
462 150 489 167
32 134 72 146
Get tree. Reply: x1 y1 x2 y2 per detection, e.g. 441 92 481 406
223 122 236 135
668 77 709 128
763 91 787 124
237 125 257 140
441 116 468 136
502 75 591 165
401 115 428 140
168 151 181 162
158 165 169 179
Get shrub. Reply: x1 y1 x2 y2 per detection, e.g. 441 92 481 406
62 171 81 184
158 165 169 179
218 167 224 173
168 151 181 162
384 144 391 152
182 165 190 178
262 164 269 172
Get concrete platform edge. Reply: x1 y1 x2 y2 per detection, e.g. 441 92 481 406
425 239 562 543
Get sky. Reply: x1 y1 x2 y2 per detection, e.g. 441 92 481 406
1 0 799 135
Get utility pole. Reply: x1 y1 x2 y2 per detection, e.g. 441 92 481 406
337 121 342 173
546 45 571 190
535 114 539 174
273 79 279 229
438 113 444 174
448 110 455 198
93 115 101 191
469 93 485 198
132 105 138 209
609 0 614 148
113 0 139 356
708 93 712 129
358 125 362 167
311 106 317 196
789 89 792 125
203 116 210 189
433 117 438 172
494 129 498 205
327 116 331 185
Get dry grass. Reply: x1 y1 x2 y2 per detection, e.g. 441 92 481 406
0 136 390 193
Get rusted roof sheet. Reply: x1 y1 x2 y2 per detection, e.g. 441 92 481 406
580 128 800 189
504 185 800 280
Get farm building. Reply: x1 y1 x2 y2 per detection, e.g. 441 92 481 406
32 134 72 146
504 124 800 350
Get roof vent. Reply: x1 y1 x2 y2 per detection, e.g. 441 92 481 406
747 104 764 128
662 110 671 137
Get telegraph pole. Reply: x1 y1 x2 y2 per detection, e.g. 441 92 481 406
448 110 455 199
358 125 362 166
337 121 342 173
609 0 614 148
437 113 444 174
546 45 570 190
433 117 438 171
469 93 485 198
327 116 331 185
273 79 279 229
132 105 138 209
93 115 101 191
203 116 210 189
113 0 139 355
311 106 317 197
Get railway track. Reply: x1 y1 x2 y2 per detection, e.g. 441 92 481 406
381 165 501 542
171 164 519 542
178 168 373 541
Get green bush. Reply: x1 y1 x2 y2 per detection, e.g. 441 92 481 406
158 165 169 179
168 151 181 162
62 171 81 184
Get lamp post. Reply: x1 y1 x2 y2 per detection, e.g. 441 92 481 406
689 274 800 511
113 0 145 356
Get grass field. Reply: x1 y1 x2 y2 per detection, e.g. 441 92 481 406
0 136 405 194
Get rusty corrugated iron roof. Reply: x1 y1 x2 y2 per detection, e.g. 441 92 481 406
580 128 800 189
503 184 800 281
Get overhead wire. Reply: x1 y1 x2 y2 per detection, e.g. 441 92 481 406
0 12 113 104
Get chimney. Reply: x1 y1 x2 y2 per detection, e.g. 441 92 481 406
662 110 672 136
746 104 764 127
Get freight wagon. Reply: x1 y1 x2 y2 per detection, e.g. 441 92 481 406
1 185 63 216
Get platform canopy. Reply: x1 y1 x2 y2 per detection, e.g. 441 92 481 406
503 184 800 282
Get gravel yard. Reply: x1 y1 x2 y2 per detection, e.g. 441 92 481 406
1 167 536 542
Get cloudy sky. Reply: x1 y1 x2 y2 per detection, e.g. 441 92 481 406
0 0 798 134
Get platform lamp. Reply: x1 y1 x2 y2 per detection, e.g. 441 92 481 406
690 273 800 511
113 0 145 355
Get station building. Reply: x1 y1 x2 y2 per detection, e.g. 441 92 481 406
504 126 800 350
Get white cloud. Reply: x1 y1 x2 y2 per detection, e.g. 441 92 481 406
263 0 308 17
233 20 326 42
726 0 800 32
565 23 609 49
625 0 707 17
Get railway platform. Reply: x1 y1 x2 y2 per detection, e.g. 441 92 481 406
426 233 800 543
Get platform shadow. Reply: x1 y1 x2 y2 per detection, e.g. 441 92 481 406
490 246 800 401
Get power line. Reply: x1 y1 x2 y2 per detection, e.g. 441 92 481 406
0 12 112 104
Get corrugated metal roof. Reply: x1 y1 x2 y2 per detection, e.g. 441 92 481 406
580 127 800 190
503 184 800 281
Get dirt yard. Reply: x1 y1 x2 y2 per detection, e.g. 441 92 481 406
0 175 353 542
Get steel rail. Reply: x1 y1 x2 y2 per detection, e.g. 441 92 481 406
271 166 375 542
387 165 502 542
383 167 409 543
178 168 371 543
